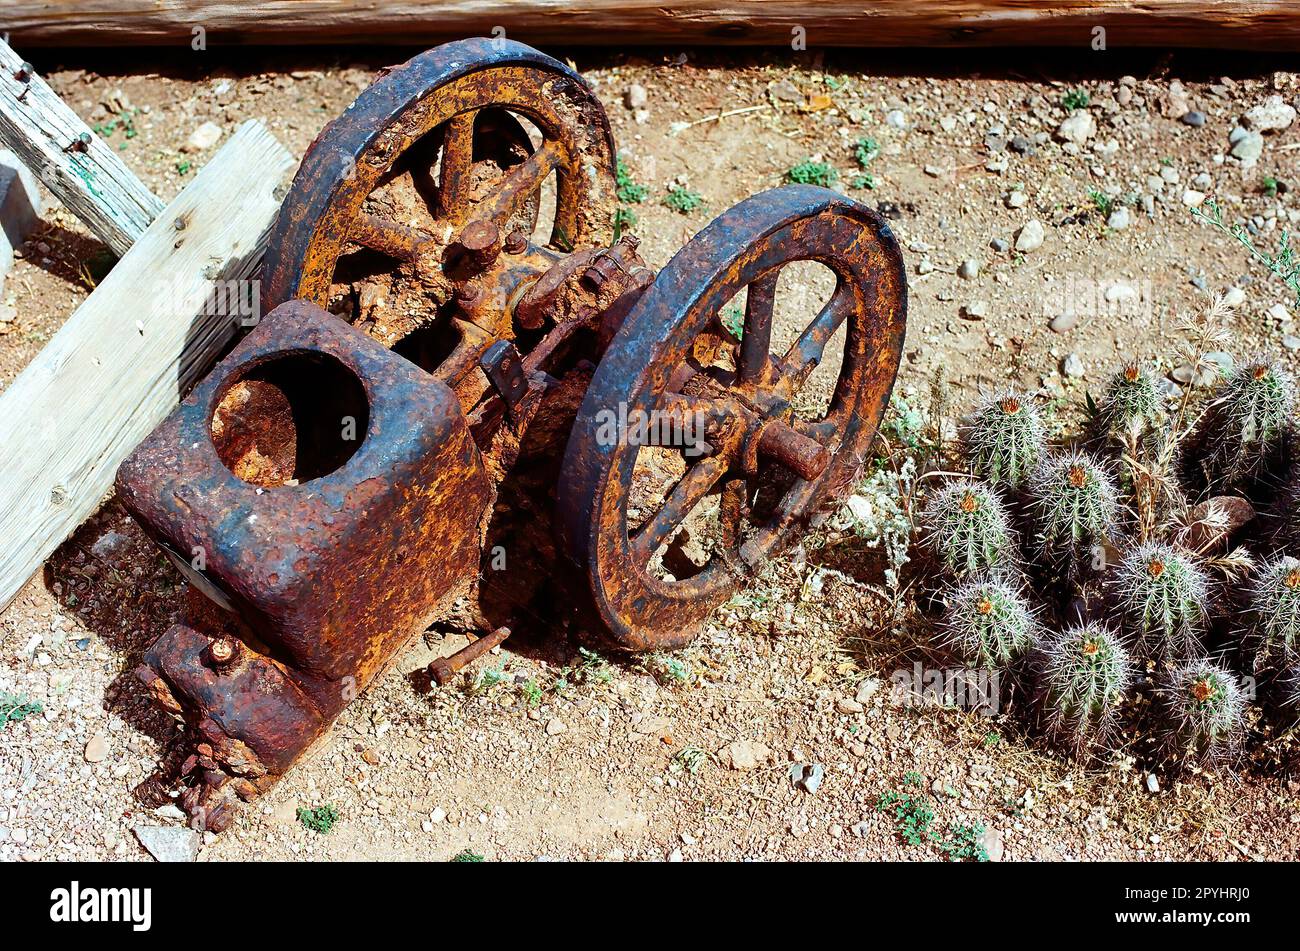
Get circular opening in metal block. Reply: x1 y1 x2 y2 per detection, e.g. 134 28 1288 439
211 351 369 487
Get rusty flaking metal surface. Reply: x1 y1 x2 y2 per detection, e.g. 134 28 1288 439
556 186 908 651
115 38 906 830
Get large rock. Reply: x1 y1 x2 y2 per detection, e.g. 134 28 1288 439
980 826 1005 862
1230 130 1264 165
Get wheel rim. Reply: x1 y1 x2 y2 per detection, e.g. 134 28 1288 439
262 37 616 313
557 185 907 651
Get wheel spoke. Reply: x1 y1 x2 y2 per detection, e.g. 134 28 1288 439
350 213 430 260
718 476 748 548
631 452 730 561
784 289 852 382
470 139 564 228
438 110 476 218
738 270 778 383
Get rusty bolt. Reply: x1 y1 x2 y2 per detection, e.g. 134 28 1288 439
455 281 484 307
208 637 239 667
14 62 34 82
503 229 529 254
428 627 511 686
451 220 501 269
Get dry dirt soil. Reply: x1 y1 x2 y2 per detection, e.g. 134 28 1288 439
2 43 1299 863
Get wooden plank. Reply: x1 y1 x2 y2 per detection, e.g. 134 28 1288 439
0 119 293 610
0 1 1298 50
0 38 164 256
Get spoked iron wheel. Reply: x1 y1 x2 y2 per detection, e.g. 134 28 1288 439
261 37 617 327
557 186 907 651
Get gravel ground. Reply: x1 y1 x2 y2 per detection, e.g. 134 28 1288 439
1 44 1298 862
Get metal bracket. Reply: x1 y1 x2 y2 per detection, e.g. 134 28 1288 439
479 339 530 421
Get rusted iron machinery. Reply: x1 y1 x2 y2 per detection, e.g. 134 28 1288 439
116 38 906 829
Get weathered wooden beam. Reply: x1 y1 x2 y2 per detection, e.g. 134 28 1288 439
0 37 163 257
0 1 1297 50
0 119 293 610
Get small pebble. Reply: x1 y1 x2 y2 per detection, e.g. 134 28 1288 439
1014 219 1045 252
624 84 647 110
84 732 110 763
183 121 223 153
1008 136 1035 156
1050 312 1078 333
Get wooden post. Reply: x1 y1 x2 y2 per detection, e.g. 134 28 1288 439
0 120 294 610
0 38 164 256
0 1 1297 51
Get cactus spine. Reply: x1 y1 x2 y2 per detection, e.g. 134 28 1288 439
963 390 1046 490
1113 541 1210 663
937 577 1036 670
920 479 1018 579
1157 659 1248 765
1035 621 1132 758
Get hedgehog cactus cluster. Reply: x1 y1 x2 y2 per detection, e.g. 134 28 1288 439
1034 622 1132 758
1113 542 1209 663
1028 450 1120 584
963 390 1046 490
1095 363 1166 444
904 342 1300 771
1193 358 1295 493
936 577 1036 670
919 479 1018 579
